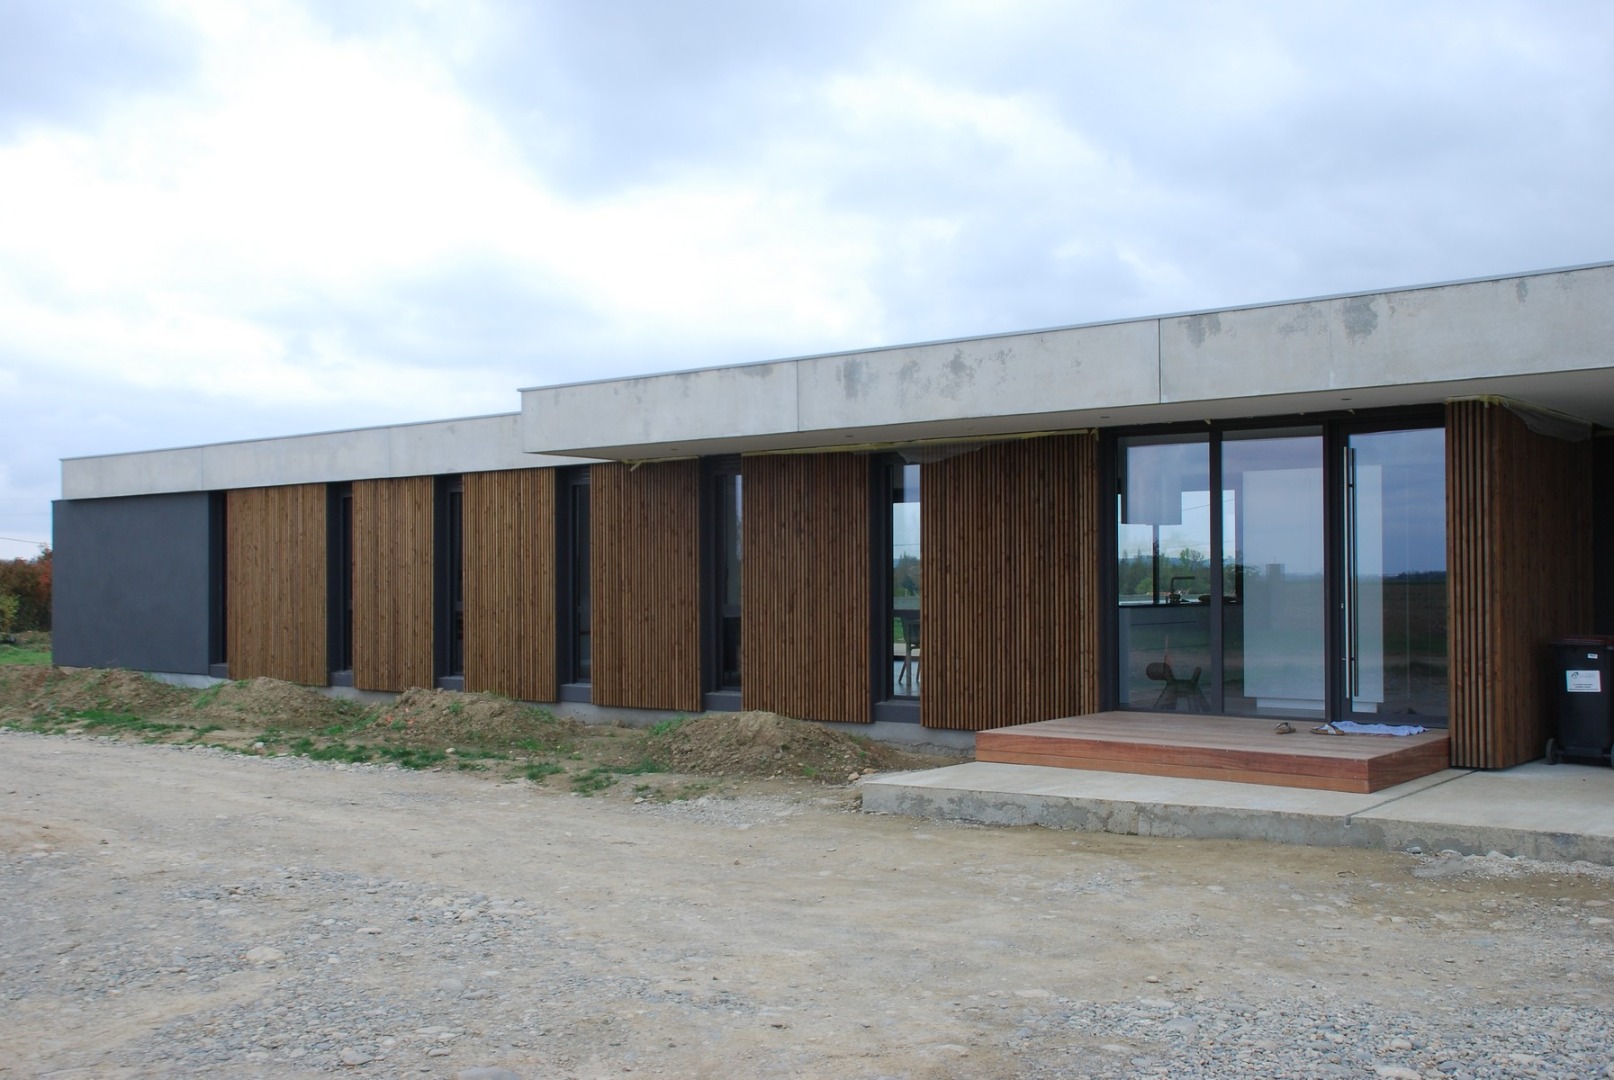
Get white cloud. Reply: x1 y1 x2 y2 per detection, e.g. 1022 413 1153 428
0 0 1610 541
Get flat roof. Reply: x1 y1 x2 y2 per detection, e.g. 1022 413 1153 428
519 261 1614 460
62 261 1614 497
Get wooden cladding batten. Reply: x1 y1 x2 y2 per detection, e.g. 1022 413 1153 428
591 461 702 711
922 436 1102 730
1447 401 1592 769
463 469 558 702
225 484 328 685
742 454 871 724
352 477 436 692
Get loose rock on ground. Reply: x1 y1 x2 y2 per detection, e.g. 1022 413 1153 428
2 729 1612 1079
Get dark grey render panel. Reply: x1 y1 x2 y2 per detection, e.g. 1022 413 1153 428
53 493 217 675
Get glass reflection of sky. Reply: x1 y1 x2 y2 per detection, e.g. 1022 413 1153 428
1118 431 1444 580
892 503 921 562
1355 428 1445 577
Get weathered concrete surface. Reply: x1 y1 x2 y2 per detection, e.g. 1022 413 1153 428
63 413 593 500
1353 761 1614 863
1160 265 1614 402
523 262 1614 459
862 760 1614 865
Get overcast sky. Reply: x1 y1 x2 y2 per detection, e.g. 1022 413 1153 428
3 0 1612 557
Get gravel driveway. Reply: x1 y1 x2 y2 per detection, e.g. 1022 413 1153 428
3 730 1612 1079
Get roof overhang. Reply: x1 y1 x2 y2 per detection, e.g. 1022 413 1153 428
520 262 1614 460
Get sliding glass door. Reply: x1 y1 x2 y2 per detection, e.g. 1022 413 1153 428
1117 434 1216 711
1343 428 1447 722
1224 431 1327 716
1115 421 1444 722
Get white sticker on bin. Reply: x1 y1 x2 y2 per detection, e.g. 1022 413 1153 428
1566 669 1601 693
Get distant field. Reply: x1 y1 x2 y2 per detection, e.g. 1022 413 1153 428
0 631 50 666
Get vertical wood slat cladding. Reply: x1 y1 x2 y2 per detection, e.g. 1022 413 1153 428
590 461 702 711
1447 401 1592 768
922 436 1102 730
742 454 871 723
352 477 436 692
463 469 557 702
225 485 328 685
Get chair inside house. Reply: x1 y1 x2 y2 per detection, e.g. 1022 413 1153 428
1146 659 1208 712
897 613 921 689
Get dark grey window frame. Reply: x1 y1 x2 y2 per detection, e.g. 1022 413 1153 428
326 483 354 686
434 475 465 690
701 456 744 711
1101 405 1446 722
208 491 228 679
557 466 592 703
871 454 921 725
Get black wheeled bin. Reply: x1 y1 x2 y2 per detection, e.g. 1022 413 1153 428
1547 637 1614 765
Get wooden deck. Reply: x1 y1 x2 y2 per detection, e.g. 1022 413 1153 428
975 713 1452 794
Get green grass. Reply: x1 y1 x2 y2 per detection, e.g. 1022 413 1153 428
0 644 51 666
190 682 231 708
647 716 687 737
570 758 666 795
71 709 187 735
280 737 450 770
521 761 565 782
374 745 448 769
291 737 373 764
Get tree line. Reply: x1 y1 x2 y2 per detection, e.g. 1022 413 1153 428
0 547 51 636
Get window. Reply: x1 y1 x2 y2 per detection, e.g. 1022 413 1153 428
326 483 353 679
876 459 921 716
435 476 464 686
1112 419 1445 722
558 467 592 697
704 458 743 706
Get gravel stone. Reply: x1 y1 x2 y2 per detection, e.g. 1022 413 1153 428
3 729 1612 1079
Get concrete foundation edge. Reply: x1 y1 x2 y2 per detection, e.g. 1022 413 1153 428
859 783 1614 866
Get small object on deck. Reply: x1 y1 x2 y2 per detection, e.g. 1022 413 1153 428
1311 723 1344 736
1274 722 1295 735
1331 719 1426 736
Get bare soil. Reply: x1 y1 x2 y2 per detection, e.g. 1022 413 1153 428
2 666 1612 1078
0 668 956 798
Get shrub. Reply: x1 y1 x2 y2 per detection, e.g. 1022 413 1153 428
0 547 50 632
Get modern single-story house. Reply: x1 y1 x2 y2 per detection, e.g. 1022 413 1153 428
53 261 1614 786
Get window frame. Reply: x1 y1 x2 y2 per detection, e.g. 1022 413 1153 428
871 454 922 724
701 456 744 711
556 466 593 702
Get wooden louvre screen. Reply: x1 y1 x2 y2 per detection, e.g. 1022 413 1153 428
921 435 1102 730
741 453 871 724
225 484 328 685
1447 400 1592 768
463 468 558 702
590 461 702 711
352 476 436 692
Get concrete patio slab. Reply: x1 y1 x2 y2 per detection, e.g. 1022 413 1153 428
860 759 1614 865
1353 761 1614 863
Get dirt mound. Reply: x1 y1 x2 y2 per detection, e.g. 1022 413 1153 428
648 711 922 782
0 666 52 721
370 688 580 751
189 677 362 731
0 667 191 721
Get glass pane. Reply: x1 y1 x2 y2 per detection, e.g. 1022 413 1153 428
1117 436 1212 711
1348 428 1446 721
890 463 921 699
572 483 591 682
722 475 742 608
719 472 742 688
1222 432 1325 717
